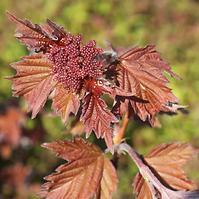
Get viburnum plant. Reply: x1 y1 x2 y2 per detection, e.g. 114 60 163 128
6 12 199 199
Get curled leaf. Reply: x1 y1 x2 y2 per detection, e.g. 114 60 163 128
40 138 118 199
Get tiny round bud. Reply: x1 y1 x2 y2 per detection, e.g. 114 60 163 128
47 34 104 92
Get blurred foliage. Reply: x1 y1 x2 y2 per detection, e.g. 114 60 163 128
0 0 199 198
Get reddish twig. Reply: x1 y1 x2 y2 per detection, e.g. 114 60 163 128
113 112 129 145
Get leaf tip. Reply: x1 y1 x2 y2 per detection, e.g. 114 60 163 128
6 11 17 22
5 10 12 17
31 114 37 119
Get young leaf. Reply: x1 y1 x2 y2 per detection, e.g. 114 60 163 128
81 93 118 150
51 84 80 123
8 53 56 118
40 138 118 199
133 143 197 199
7 12 65 52
115 45 182 126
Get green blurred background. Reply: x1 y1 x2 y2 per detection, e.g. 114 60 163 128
0 0 199 198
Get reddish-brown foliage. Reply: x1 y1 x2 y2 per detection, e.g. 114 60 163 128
109 45 183 126
7 12 198 199
40 138 118 199
8 53 55 118
7 13 184 149
81 92 118 150
133 143 197 199
51 84 80 123
7 12 117 149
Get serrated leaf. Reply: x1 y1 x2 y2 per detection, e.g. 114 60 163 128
52 84 80 123
133 173 152 199
99 157 118 199
81 93 118 150
133 143 197 199
7 12 66 52
8 53 55 118
40 138 117 199
116 45 182 126
145 143 197 190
